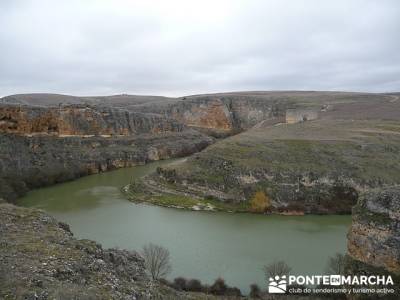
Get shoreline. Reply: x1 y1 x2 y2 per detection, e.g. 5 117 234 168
122 183 354 217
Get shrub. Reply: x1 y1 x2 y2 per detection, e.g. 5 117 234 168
250 191 271 212
201 284 210 294
156 167 177 183
173 277 187 291
249 283 261 298
210 278 228 295
186 279 202 292
169 276 242 296
226 287 242 296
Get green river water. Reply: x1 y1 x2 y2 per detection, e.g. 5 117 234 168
19 158 351 294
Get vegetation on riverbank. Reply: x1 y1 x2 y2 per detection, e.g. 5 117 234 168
125 181 251 212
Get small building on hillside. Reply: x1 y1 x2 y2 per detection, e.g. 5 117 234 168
285 109 319 124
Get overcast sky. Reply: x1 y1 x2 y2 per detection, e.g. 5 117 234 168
0 0 399 97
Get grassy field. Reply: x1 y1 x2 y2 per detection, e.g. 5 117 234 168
174 119 400 184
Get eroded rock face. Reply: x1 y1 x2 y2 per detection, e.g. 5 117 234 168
7 91 389 139
171 99 233 131
348 187 400 273
0 104 183 136
163 96 287 135
0 95 288 137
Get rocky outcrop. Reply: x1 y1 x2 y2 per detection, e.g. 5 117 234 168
0 203 211 299
160 96 288 136
348 187 400 273
346 187 400 298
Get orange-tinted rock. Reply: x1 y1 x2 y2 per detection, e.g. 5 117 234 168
171 99 233 131
0 104 184 136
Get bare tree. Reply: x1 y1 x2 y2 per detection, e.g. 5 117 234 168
141 243 171 280
263 260 292 280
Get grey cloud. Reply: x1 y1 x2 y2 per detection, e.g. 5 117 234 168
0 0 399 97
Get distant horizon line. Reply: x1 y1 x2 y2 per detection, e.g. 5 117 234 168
2 89 399 99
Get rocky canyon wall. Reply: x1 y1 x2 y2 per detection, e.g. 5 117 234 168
0 100 220 202
0 104 184 136
0 131 213 202
346 187 400 297
348 187 400 273
0 93 302 203
160 96 289 135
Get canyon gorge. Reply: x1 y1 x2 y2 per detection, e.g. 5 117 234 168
1 91 399 298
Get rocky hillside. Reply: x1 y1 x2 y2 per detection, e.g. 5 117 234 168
128 118 400 214
0 203 211 299
346 187 400 298
348 187 400 273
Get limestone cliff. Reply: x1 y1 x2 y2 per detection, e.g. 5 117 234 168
348 187 400 273
164 97 280 134
0 104 183 136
